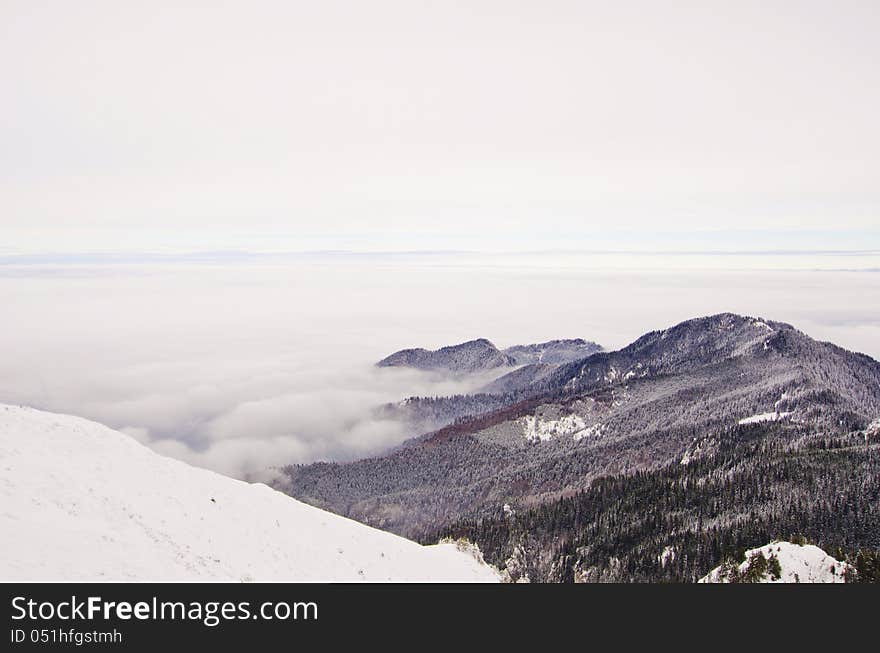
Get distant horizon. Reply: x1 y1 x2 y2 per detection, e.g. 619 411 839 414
1 247 876 275
4 228 880 258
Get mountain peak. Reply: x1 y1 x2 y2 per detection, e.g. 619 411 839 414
503 339 603 365
669 312 795 335
377 336 606 374
377 338 514 373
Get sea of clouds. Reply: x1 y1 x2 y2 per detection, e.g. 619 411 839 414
1 252 878 479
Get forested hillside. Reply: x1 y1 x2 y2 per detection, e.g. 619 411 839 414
282 315 880 537
432 421 880 582
280 314 880 581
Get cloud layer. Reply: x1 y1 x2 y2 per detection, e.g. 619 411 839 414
1 255 878 479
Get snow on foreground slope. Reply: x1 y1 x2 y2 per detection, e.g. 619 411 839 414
0 405 499 582
699 541 850 583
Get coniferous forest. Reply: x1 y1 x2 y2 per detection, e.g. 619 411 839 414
429 421 880 582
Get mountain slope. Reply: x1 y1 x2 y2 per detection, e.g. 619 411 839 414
503 339 603 365
434 423 880 582
0 405 499 582
281 314 880 539
479 363 558 394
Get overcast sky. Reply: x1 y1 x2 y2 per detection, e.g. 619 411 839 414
2 3 879 476
3 1 879 253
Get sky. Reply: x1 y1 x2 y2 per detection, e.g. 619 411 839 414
1 3 878 478
3 1 879 253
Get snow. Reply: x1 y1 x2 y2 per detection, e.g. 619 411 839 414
865 417 880 443
521 414 585 442
520 414 599 442
738 392 796 425
699 541 850 583
0 404 500 582
738 411 793 425
572 422 603 442
752 320 774 332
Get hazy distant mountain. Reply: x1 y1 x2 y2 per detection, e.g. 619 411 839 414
375 337 604 433
377 338 516 374
376 337 603 375
280 313 880 581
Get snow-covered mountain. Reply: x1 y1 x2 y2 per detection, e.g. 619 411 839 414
376 337 603 375
377 338 516 373
0 404 499 582
699 541 850 583
503 339 603 366
374 337 605 435
286 314 880 540
282 314 880 582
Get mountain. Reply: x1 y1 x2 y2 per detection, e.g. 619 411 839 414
279 313 880 580
699 541 850 583
377 338 516 374
503 339 603 365
376 337 603 375
479 363 558 395
0 405 499 582
375 337 604 434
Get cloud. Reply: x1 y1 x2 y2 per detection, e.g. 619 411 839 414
0 255 878 479
7 346 489 479
0 260 501 477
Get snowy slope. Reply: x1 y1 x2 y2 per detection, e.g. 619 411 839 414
0 405 499 582
699 541 850 583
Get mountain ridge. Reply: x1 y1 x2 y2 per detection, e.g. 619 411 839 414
374 337 604 433
281 313 880 545
376 337 603 375
376 338 516 373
